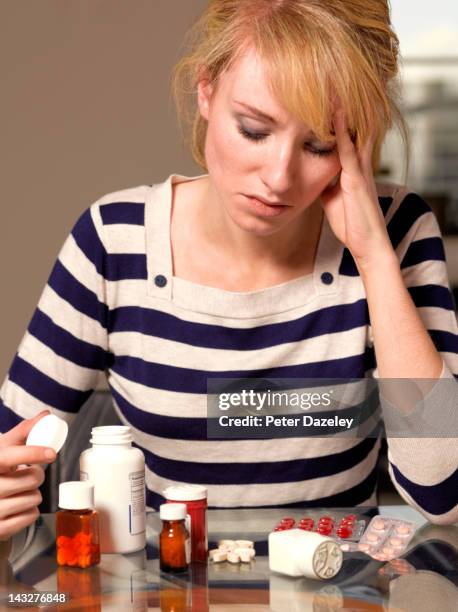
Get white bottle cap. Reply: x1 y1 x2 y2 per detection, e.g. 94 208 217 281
163 484 207 501
59 481 94 510
26 414 68 453
159 503 187 521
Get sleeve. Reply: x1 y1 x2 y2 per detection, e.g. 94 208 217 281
0 203 110 433
376 189 458 524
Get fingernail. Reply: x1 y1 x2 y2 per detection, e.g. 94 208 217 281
44 448 56 460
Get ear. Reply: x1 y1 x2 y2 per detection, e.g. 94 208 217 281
197 67 214 121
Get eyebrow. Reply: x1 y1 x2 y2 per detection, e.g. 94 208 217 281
233 100 279 123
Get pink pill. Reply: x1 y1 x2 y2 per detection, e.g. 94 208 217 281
358 543 370 552
372 519 385 531
366 533 379 543
382 547 394 555
389 537 403 546
396 524 411 535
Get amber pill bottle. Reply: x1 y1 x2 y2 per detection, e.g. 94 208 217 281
56 481 100 569
159 503 190 573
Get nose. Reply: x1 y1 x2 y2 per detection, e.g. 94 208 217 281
260 141 297 195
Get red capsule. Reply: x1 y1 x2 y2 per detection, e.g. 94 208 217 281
336 525 353 539
343 514 356 522
299 523 314 531
317 524 333 536
318 515 334 523
299 518 314 528
340 518 356 527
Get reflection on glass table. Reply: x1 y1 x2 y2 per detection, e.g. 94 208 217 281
0 506 457 611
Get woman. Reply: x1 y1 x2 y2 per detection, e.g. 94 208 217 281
1 0 457 540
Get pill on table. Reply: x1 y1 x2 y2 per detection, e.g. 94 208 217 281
235 540 254 548
212 551 228 563
227 551 241 564
235 547 255 562
372 519 385 531
218 539 236 548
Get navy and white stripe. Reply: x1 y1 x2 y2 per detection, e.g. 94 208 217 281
1 176 457 522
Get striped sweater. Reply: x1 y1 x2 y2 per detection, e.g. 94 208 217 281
1 173 457 523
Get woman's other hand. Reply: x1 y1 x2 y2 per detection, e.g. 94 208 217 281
320 110 395 273
0 411 57 541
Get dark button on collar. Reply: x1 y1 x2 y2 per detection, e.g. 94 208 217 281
154 274 167 288
320 272 334 285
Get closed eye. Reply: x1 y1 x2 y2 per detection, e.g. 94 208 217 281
237 125 336 157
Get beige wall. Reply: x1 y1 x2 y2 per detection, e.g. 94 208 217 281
0 1 207 378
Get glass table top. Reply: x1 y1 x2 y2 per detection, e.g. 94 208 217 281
1 505 457 611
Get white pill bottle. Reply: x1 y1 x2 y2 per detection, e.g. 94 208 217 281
269 529 343 579
79 425 146 553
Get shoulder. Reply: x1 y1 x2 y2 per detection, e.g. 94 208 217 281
375 181 441 241
376 181 433 214
375 182 446 270
91 184 150 229
77 185 151 254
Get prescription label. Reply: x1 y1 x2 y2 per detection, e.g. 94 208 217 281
129 470 146 535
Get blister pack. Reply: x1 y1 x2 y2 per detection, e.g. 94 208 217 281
356 515 416 561
272 514 366 543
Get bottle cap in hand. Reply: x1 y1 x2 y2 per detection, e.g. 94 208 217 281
26 414 68 453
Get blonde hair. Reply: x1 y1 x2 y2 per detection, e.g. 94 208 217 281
170 0 409 177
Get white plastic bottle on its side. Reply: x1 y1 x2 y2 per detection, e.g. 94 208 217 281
269 529 343 579
79 426 146 553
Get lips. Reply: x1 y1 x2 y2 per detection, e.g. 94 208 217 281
244 195 289 218
247 195 286 206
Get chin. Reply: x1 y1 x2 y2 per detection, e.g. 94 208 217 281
233 212 288 237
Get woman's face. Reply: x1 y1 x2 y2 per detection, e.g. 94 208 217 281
197 46 342 236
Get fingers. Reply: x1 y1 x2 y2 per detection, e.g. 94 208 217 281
333 110 361 177
333 110 377 172
0 465 45 498
0 507 39 541
0 445 56 473
0 489 42 521
0 410 50 448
